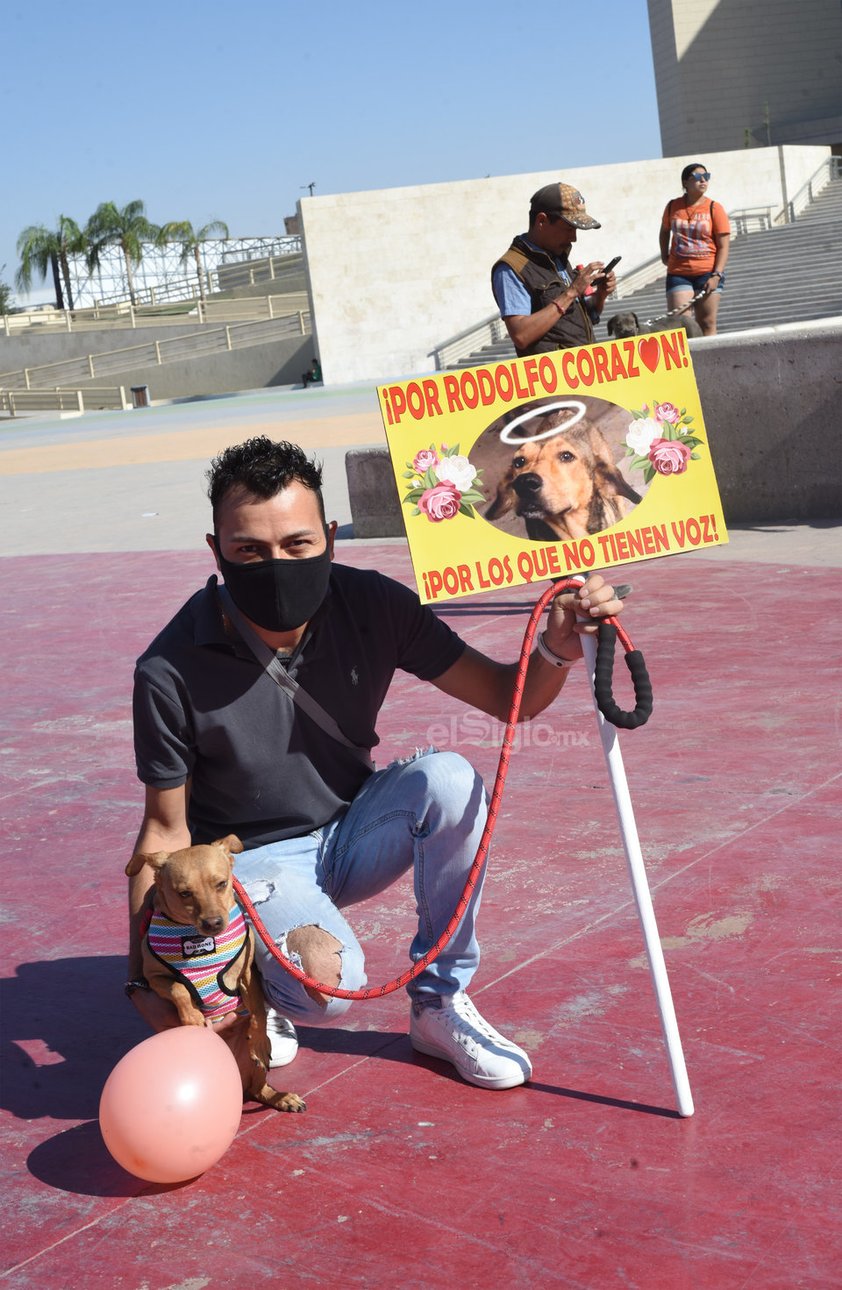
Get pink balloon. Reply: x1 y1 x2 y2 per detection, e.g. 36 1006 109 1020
99 1027 243 1183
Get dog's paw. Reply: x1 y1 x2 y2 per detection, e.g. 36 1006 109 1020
264 1089 307 1114
178 1011 207 1027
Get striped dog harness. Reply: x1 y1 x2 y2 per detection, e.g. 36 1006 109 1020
146 904 250 1021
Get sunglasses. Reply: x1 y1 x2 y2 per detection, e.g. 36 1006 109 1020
690 171 711 181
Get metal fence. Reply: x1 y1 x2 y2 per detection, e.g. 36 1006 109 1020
0 311 311 390
56 236 303 310
2 292 310 337
0 386 129 416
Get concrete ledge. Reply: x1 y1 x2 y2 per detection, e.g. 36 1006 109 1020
344 319 842 533
691 318 842 522
345 449 404 537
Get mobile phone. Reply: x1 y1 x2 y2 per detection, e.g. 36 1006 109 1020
597 255 622 278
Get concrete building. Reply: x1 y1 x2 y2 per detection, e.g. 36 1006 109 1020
647 0 842 155
299 144 829 385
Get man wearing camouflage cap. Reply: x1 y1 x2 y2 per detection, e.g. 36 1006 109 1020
491 182 616 355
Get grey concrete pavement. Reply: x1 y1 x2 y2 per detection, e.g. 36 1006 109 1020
2 383 840 565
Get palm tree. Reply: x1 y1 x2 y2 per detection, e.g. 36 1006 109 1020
156 219 230 301
86 200 159 306
15 216 87 311
0 264 14 315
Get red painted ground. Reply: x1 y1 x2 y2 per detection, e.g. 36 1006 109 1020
2 545 840 1289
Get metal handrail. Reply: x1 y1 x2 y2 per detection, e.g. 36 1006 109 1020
2 292 310 338
0 385 129 416
431 311 501 352
428 313 506 370
0 311 311 390
779 154 842 224
612 253 665 297
729 206 775 234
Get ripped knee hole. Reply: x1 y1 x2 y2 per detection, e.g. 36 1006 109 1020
286 925 343 1001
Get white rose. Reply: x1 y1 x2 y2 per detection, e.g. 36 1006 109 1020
625 418 662 456
434 455 476 491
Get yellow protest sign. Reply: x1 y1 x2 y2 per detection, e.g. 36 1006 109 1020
377 330 727 603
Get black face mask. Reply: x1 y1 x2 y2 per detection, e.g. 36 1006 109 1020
214 534 332 633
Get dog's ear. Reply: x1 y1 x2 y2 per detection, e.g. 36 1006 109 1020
583 424 617 472
583 425 642 506
595 463 643 506
586 427 643 506
125 850 171 877
212 834 244 857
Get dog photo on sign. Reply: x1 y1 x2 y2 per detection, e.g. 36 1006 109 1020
473 395 649 544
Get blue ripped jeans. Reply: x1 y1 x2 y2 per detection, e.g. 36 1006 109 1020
233 750 488 1024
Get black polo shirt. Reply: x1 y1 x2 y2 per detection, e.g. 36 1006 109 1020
133 565 465 848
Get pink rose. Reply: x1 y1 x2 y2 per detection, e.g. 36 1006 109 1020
418 481 462 521
654 401 681 424
413 448 439 474
648 437 692 476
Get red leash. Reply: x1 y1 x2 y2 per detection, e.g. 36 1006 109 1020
232 578 648 1000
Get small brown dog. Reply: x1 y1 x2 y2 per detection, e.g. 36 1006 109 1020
485 416 642 542
125 834 305 1114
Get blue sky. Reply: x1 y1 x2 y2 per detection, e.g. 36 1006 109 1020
2 0 661 305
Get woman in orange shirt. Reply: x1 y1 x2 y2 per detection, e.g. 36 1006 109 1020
659 163 731 336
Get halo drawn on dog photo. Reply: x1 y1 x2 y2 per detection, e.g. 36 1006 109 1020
499 400 587 444
469 394 650 545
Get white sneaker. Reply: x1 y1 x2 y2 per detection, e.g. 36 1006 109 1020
410 992 532 1090
265 1010 299 1068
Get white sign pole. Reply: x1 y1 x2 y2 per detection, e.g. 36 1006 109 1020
579 629 694 1117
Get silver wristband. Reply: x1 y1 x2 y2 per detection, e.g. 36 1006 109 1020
536 631 579 669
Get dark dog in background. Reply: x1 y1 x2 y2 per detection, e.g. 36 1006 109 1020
607 312 643 339
607 311 703 339
484 413 642 542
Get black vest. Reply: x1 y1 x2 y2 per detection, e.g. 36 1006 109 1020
492 236 595 355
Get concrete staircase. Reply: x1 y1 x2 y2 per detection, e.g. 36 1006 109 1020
456 174 842 367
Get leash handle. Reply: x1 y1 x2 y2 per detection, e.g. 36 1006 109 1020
593 621 653 729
